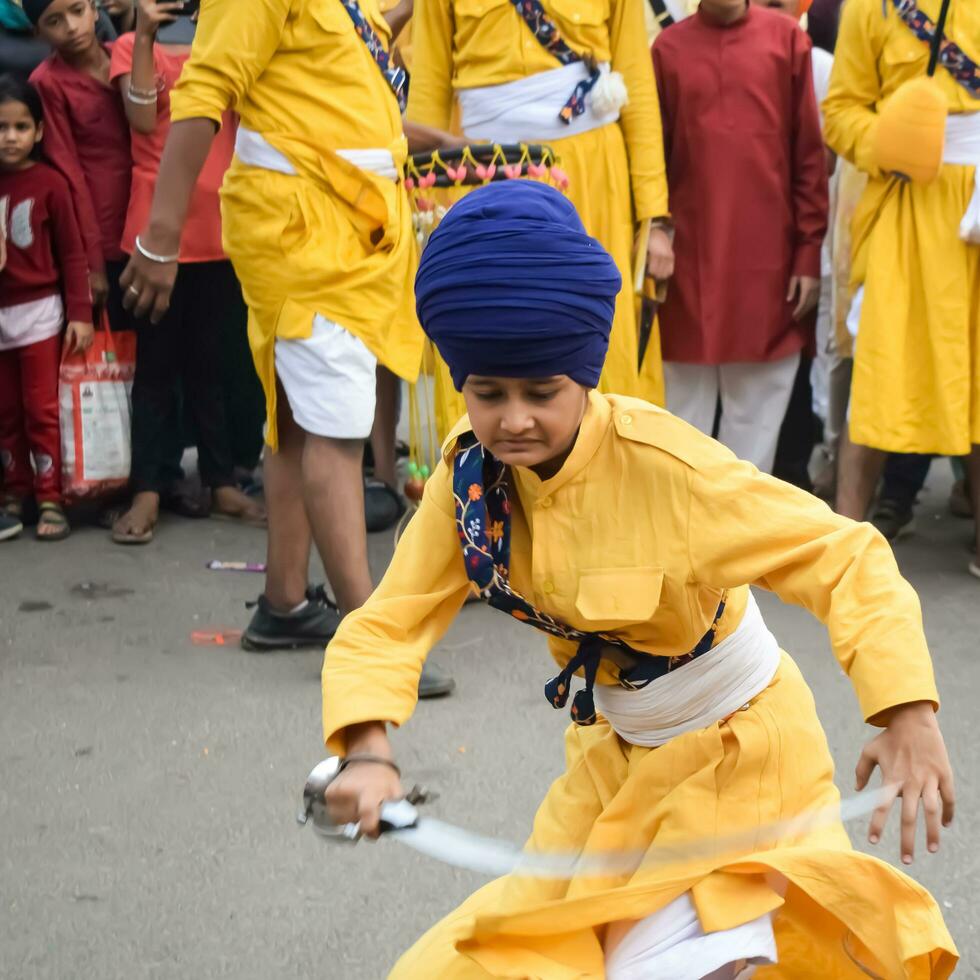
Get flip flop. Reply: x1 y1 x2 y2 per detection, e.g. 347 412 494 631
35 501 71 542
111 512 155 545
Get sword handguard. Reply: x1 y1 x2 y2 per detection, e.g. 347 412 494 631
297 757 429 842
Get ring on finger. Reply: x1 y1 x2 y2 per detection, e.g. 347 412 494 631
127 285 140 296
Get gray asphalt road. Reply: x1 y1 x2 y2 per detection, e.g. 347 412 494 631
1 467 977 979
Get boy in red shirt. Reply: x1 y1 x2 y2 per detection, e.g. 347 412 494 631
25 0 133 327
0 75 92 539
653 0 828 474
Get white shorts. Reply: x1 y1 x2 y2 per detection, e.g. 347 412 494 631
275 314 377 439
605 893 776 980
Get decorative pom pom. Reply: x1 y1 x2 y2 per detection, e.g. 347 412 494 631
590 69 629 117
404 477 426 503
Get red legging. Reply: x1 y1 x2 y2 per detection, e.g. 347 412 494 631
0 334 62 504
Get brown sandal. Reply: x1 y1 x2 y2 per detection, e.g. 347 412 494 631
36 501 71 542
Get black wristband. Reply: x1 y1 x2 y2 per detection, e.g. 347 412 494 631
337 753 401 778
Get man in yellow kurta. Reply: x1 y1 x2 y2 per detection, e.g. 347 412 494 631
406 0 674 436
320 181 956 978
823 0 980 569
119 0 449 694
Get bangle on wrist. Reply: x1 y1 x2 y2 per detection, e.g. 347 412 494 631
127 87 158 106
338 753 401 778
135 234 179 264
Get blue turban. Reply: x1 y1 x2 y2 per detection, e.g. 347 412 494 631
415 181 621 390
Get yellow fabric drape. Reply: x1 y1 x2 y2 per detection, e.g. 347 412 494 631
823 0 980 455
170 0 424 448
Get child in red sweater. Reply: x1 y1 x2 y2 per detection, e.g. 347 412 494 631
0 75 92 540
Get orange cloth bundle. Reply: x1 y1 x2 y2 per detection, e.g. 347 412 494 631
871 76 948 183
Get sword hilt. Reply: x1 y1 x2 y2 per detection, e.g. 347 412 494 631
297 757 433 842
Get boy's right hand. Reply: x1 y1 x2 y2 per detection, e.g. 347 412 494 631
324 760 404 839
136 0 185 36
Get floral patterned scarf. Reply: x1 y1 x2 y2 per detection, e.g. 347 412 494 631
452 432 724 725
507 0 602 123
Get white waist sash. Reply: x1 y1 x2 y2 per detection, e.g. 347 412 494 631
234 127 399 182
458 62 622 144
944 112 980 243
594 593 781 747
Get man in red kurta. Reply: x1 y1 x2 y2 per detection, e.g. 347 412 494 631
653 0 828 472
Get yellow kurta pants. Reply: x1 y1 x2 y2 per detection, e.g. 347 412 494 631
430 122 665 440
848 164 980 455
390 655 956 979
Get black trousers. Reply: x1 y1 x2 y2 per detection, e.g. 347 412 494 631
130 261 238 494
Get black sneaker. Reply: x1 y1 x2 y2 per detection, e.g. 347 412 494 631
0 512 23 541
871 500 915 542
242 594 341 652
418 661 455 699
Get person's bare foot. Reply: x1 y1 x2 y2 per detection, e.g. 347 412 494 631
112 491 159 544
212 486 267 527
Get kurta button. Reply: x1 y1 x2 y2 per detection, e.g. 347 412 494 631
621 414 633 425
572 11 580 20
540 496 553 509
542 581 555 595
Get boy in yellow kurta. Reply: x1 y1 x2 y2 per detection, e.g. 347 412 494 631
118 0 449 695
320 182 956 978
406 0 674 436
822 0 980 566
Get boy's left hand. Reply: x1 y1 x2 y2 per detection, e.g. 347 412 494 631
64 321 95 355
856 701 955 865
646 227 675 282
787 274 819 320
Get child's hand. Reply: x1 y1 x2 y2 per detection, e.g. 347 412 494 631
64 321 95 355
646 226 675 283
786 274 819 320
856 701 955 864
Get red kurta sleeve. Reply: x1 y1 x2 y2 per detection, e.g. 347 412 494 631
789 30 828 279
47 172 93 323
31 66 103 276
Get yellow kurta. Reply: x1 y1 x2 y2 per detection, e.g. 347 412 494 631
170 0 423 449
322 392 955 978
823 0 980 455
407 0 670 434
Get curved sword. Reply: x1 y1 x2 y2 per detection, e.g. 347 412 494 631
297 758 896 879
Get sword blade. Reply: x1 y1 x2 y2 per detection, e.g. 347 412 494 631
386 786 894 879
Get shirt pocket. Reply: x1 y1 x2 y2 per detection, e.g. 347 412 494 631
454 0 511 21
309 0 377 35
881 37 928 76
574 566 664 629
547 0 609 29
308 0 351 37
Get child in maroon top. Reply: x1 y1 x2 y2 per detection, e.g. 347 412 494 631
0 75 92 540
26 0 133 327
